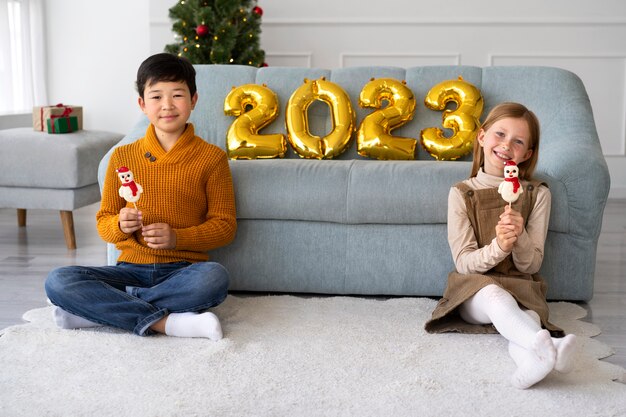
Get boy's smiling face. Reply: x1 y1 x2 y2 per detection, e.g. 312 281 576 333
138 80 198 144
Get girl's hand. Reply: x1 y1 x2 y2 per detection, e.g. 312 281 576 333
498 205 524 237
495 223 517 252
142 223 177 250
119 208 142 234
495 205 525 252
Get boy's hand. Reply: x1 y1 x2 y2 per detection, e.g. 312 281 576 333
119 208 143 234
142 223 177 250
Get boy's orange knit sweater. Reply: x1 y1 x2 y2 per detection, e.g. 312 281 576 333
97 123 237 264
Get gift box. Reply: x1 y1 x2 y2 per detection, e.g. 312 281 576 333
46 116 79 133
33 104 83 132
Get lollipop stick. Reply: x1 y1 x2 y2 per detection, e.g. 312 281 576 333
133 202 143 227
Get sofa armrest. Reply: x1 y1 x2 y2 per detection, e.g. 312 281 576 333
536 96 610 241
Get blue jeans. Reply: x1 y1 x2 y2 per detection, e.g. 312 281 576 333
44 261 229 336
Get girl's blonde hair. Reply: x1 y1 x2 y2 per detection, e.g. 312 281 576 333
470 102 541 180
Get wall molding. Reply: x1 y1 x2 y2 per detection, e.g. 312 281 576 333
265 52 313 67
489 53 626 66
340 53 460 68
150 18 626 28
261 18 626 27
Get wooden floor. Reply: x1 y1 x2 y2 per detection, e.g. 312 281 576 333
1 201 625 368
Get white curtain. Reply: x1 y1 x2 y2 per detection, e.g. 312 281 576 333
0 0 47 113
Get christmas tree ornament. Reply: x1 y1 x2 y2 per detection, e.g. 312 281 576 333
253 6 263 16
196 24 209 37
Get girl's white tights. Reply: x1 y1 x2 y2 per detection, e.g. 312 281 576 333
459 284 577 389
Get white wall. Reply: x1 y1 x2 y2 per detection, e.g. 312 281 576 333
45 0 150 136
46 0 626 198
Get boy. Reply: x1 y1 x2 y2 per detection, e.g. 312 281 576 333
45 53 237 340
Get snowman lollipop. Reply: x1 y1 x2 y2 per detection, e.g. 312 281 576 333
116 166 143 209
498 160 523 207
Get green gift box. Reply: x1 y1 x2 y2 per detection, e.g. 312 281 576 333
46 116 79 134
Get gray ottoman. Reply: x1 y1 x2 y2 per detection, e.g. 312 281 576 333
0 128 123 249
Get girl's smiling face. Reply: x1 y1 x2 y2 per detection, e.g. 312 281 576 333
477 116 533 177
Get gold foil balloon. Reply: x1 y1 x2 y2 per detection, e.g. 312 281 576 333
224 84 287 159
420 76 483 161
357 78 417 160
285 77 355 159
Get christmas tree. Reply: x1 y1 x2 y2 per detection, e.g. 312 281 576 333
164 0 266 66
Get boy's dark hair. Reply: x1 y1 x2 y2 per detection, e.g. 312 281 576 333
136 53 197 99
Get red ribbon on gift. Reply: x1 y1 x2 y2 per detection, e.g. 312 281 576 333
40 103 73 132
49 106 75 133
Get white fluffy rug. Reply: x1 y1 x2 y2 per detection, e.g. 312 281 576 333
1 296 625 417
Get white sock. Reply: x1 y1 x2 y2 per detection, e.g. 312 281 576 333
509 329 557 389
52 307 103 329
164 311 223 341
553 334 578 373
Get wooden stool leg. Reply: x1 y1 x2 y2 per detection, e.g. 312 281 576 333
17 209 27 227
60 210 77 250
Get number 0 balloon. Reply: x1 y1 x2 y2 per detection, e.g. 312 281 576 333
286 77 355 159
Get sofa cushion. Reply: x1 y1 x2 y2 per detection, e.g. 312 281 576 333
0 128 122 189
230 158 570 232
230 159 470 225
345 160 470 224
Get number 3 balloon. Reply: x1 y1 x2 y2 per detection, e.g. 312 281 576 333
420 77 483 161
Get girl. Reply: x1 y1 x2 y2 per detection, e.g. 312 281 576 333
425 102 577 389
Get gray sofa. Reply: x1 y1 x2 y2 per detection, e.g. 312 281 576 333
99 65 610 301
